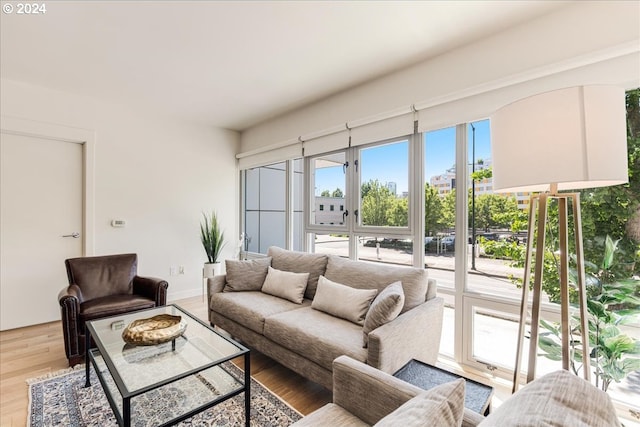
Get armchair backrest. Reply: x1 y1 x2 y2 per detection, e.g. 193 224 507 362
65 253 138 300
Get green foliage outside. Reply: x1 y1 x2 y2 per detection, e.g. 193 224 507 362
359 179 408 227
538 237 640 392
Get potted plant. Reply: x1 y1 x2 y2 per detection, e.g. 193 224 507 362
200 211 226 277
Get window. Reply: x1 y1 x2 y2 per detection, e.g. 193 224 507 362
330 205 334 211
310 152 346 227
242 159 303 254
359 140 409 228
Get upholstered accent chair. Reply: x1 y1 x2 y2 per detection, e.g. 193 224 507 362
58 253 168 366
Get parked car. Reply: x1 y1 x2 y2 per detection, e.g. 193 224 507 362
425 235 455 253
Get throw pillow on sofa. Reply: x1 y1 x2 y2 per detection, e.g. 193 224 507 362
362 281 405 347
261 266 309 304
224 257 272 292
374 378 465 427
267 246 328 300
311 275 378 326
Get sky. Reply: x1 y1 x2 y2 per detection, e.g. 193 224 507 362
315 119 492 196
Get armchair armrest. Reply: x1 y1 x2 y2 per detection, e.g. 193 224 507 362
332 355 422 425
133 276 168 306
367 296 444 373
58 284 84 363
462 408 485 427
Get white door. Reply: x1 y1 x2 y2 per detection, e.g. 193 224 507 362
0 132 83 330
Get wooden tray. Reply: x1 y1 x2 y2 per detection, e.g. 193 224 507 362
122 314 187 346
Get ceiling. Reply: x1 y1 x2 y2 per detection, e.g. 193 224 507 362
0 1 568 131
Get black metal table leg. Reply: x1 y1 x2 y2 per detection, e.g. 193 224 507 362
124 397 131 427
245 353 251 427
85 324 91 387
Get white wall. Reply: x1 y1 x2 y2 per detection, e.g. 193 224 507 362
1 78 239 302
241 1 640 151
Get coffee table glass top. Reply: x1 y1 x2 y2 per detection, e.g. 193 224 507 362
87 304 245 395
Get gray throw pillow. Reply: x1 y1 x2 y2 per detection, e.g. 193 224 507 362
311 275 378 326
224 257 272 292
261 266 309 304
374 379 465 427
362 281 405 348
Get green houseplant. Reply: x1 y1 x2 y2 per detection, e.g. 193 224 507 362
200 211 226 277
538 236 640 392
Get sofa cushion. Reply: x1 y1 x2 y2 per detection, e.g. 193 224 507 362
312 276 378 326
362 281 404 348
478 370 621 427
224 257 271 292
261 266 309 304
264 306 367 370
210 291 310 334
267 246 328 300
374 379 465 427
324 255 428 314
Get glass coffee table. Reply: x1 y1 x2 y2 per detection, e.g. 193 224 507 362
84 304 250 427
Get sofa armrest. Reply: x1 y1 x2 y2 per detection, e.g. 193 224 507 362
207 275 226 300
367 296 444 373
332 355 423 425
133 276 168 306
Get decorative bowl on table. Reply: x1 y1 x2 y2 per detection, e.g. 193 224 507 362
122 314 187 346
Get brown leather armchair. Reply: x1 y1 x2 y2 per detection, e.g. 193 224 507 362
58 253 168 366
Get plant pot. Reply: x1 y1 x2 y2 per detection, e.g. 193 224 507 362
203 262 221 278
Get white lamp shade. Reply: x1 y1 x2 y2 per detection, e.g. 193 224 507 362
491 86 628 193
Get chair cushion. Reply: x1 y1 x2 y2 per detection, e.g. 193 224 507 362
362 281 404 347
374 378 465 427
267 246 328 300
312 276 378 326
210 291 311 334
478 370 621 427
66 253 137 300
79 294 155 322
224 257 271 291
261 266 309 304
264 306 367 370
291 403 369 427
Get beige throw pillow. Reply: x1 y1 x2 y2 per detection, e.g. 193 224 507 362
311 276 378 326
478 370 621 427
224 257 271 292
362 281 405 347
261 266 309 304
374 378 466 427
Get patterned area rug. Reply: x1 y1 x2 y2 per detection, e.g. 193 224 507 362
27 363 301 426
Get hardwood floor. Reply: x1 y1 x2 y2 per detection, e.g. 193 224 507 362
0 296 331 427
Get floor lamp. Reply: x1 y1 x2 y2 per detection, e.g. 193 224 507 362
490 86 629 393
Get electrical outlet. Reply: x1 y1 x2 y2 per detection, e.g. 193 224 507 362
179 266 185 275
169 266 177 276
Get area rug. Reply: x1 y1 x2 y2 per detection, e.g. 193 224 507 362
27 363 301 427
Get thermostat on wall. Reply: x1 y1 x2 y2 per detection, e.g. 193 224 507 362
111 219 126 227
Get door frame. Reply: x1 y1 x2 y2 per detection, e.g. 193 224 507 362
1 115 95 255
